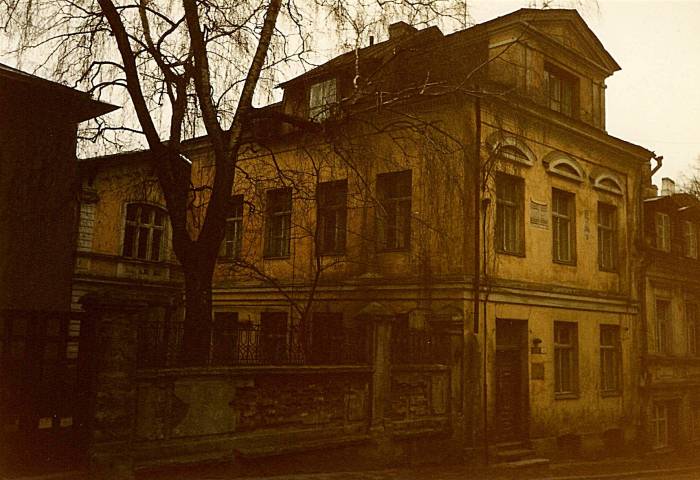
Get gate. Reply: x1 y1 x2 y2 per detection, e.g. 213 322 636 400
0 309 94 472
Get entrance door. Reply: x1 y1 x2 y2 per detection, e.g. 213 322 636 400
495 319 527 441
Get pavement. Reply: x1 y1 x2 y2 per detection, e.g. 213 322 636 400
5 451 700 480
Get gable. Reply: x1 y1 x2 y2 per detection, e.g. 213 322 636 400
523 15 620 75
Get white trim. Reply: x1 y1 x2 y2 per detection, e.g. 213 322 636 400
543 151 585 183
486 132 536 166
593 174 624 195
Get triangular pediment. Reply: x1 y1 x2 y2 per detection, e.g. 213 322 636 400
480 9 620 75
526 15 619 73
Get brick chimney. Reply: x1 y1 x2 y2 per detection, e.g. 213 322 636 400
661 177 676 196
388 21 417 40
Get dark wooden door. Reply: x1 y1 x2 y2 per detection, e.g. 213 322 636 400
495 319 526 441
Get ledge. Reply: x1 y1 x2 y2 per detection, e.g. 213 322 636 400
391 364 450 372
136 364 373 380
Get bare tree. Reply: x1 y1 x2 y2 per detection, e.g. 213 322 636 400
681 155 700 200
1 0 471 363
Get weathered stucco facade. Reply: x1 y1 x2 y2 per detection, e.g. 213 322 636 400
71 8 660 472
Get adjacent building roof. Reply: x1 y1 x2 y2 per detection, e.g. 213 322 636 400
0 62 117 122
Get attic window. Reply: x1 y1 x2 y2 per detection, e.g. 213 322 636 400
593 175 623 195
544 64 578 118
309 78 337 121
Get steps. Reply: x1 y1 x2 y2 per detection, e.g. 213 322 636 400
492 441 550 469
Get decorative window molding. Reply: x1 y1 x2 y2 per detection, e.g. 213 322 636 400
486 133 536 166
543 152 585 183
593 174 623 195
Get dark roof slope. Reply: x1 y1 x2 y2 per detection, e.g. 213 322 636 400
0 62 117 121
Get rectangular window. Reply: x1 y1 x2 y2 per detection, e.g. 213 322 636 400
264 187 292 258
496 173 524 255
377 170 412 251
317 180 347 255
260 312 288 364
544 65 577 117
309 78 337 121
123 203 166 261
552 189 576 264
652 402 669 449
220 195 244 259
683 221 698 258
598 202 617 271
554 322 578 396
600 325 621 394
688 302 699 356
655 299 672 354
655 212 671 252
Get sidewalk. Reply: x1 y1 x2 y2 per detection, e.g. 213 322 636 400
5 451 700 480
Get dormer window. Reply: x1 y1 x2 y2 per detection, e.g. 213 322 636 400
309 78 337 121
544 64 578 118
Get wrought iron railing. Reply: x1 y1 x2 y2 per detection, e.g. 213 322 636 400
391 329 450 365
137 320 369 368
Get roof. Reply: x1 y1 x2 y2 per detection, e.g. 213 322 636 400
279 8 620 89
0 62 117 122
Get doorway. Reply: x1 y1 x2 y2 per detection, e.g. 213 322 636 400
495 319 528 442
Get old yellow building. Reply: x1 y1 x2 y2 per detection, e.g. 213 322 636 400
73 8 656 469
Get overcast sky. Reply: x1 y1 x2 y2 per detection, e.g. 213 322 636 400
471 0 700 187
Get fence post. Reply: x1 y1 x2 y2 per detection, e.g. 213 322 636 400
80 291 148 480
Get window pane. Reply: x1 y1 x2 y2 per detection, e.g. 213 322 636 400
151 229 163 261
137 227 150 259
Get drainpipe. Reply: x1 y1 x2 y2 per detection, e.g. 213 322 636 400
471 92 487 464
481 196 491 465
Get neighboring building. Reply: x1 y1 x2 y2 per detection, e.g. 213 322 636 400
74 9 656 469
639 178 700 451
0 63 116 470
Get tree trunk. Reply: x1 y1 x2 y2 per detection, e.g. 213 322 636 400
181 265 215 365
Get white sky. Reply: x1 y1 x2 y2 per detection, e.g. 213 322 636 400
470 0 700 187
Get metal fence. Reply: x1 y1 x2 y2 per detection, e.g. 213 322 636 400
137 320 369 368
391 329 450 365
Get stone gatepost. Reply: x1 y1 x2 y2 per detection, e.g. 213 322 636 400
370 314 393 433
81 291 147 480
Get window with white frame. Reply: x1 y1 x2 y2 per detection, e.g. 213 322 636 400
683 221 698 258
122 203 166 261
552 189 576 264
496 172 524 255
655 212 671 252
600 325 621 394
655 298 672 354
598 202 617 271
554 321 578 396
220 195 244 259
309 78 337 121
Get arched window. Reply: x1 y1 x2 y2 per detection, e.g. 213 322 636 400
544 152 585 183
487 133 536 167
122 203 167 261
593 174 623 195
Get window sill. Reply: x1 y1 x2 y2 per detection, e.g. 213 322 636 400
496 249 525 258
379 248 410 254
601 390 621 398
555 392 579 400
553 259 577 267
263 255 291 260
121 256 165 265
598 267 618 274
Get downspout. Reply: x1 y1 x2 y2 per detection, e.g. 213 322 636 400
472 93 486 464
481 196 491 465
638 153 660 448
